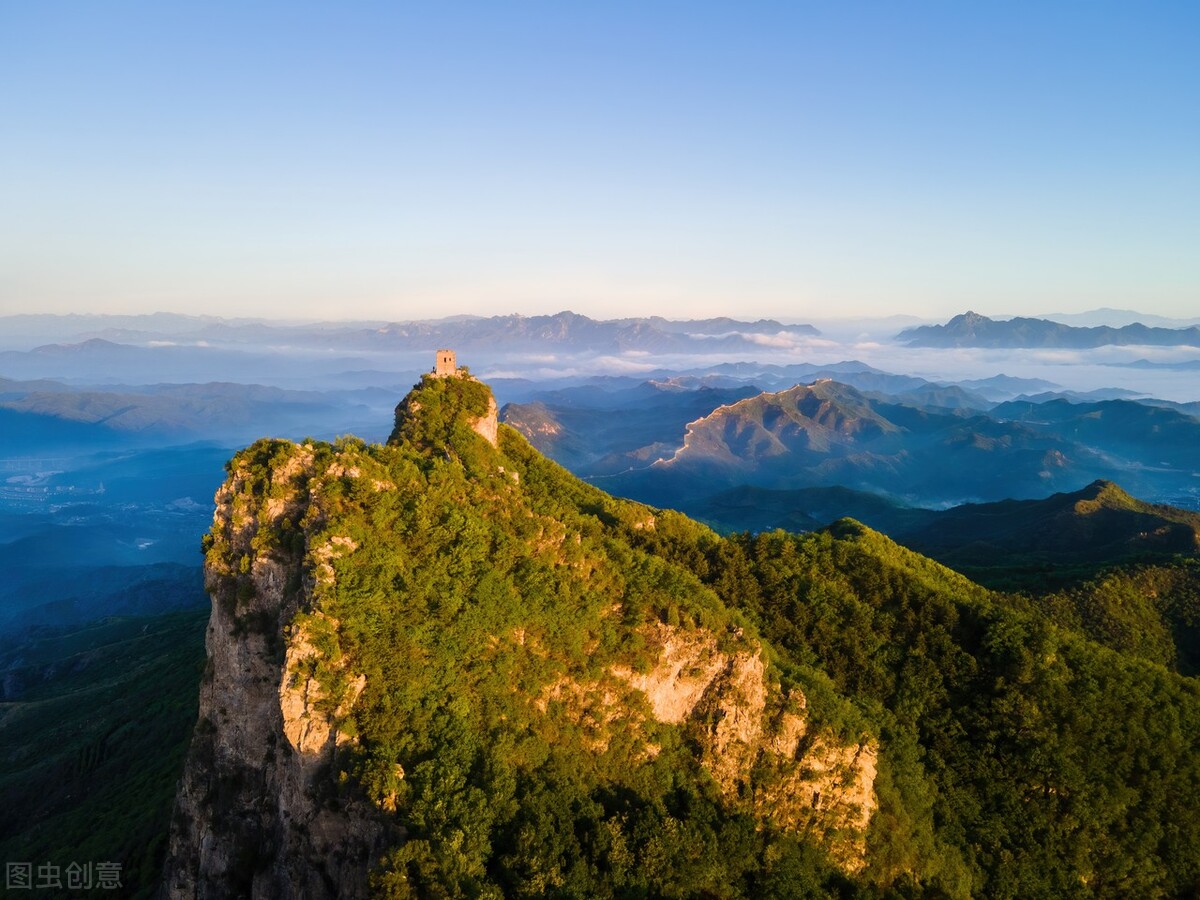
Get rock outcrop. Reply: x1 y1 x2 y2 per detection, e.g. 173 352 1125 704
470 391 499 447
615 622 876 870
160 446 391 900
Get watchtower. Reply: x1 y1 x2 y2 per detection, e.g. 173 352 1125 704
433 349 457 377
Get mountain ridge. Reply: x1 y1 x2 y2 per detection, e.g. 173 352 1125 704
160 371 1200 898
900 311 1200 348
162 373 882 898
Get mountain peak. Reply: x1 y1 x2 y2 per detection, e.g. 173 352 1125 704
956 310 990 323
388 368 499 451
897 479 1200 589
1071 479 1136 513
1078 478 1124 497
946 310 993 330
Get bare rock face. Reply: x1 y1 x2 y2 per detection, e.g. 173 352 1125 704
160 446 390 900
545 621 878 872
616 624 728 724
616 622 877 872
470 392 499 447
279 613 366 758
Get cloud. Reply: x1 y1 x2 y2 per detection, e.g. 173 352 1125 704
480 354 662 380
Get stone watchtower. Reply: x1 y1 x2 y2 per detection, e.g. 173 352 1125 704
433 349 457 377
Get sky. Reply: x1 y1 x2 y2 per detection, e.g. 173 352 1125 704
2 1 1198 323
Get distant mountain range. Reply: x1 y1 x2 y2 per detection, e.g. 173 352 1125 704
900 311 1200 348
0 311 818 356
503 376 1200 509
0 377 388 454
0 312 832 389
1039 308 1200 328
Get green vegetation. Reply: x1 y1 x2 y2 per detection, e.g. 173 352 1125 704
695 479 1200 596
0 609 208 899
199 373 1200 898
897 480 1200 592
388 371 494 453
212 378 856 897
1035 560 1200 676
689 523 1200 896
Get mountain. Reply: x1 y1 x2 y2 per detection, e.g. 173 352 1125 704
662 380 900 470
0 311 820 357
498 378 1200 509
991 397 1200 473
162 373 881 896
30 337 141 356
367 311 817 353
689 480 1200 670
864 383 993 411
692 475 1200 582
631 315 818 337
1014 388 1145 403
1040 308 1200 328
160 371 1200 898
944 374 1062 401
0 340 376 386
899 311 1200 348
897 480 1200 584
1113 358 1200 372
696 480 1200 579
675 361 932 395
500 383 761 474
0 381 378 450
0 406 132 457
691 484 935 535
612 381 1114 507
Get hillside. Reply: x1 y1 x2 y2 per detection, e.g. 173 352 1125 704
161 372 1200 898
0 610 208 899
692 484 935 535
991 397 1200 472
662 380 900 468
899 480 1200 582
495 377 1200 509
609 380 1115 507
694 480 1200 589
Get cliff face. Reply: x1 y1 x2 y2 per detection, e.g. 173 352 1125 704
614 623 876 869
161 447 391 900
163 374 880 897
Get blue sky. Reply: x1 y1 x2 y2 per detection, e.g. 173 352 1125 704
2 1 1197 322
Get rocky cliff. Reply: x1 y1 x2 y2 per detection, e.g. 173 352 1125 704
161 444 393 899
